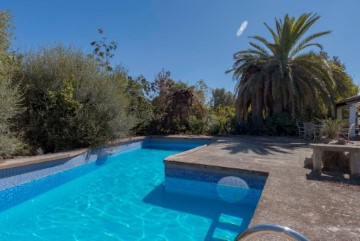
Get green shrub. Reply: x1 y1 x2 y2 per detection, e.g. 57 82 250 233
187 115 209 135
264 113 297 136
187 106 236 135
322 118 346 139
17 46 136 153
208 106 235 135
0 11 25 158
0 53 26 158
125 75 154 134
0 75 24 158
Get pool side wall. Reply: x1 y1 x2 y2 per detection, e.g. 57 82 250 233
164 162 268 203
0 139 145 191
0 136 214 192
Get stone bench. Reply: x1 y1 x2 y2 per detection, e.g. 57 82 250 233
310 144 360 179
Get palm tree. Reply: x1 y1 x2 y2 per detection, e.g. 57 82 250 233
228 13 351 128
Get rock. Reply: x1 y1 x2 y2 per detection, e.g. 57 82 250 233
328 138 347 145
321 138 332 144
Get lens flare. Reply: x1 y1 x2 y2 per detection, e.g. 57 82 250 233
216 176 249 203
237 21 248 37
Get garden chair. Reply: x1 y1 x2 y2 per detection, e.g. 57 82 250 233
303 122 315 139
296 122 305 139
341 123 356 140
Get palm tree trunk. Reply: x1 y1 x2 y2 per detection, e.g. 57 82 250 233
251 88 263 130
273 96 283 114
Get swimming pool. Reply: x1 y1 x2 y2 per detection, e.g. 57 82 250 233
0 138 266 241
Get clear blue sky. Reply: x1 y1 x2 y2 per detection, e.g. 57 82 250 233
1 0 360 92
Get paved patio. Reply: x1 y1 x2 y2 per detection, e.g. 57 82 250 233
165 136 360 241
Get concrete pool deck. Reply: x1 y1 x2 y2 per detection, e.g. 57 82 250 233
165 136 360 241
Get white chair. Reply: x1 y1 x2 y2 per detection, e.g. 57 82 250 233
303 122 315 139
296 122 305 139
348 123 356 140
340 123 355 140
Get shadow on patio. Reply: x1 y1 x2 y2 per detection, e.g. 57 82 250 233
217 136 309 156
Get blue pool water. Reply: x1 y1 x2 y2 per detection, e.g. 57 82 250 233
0 143 265 241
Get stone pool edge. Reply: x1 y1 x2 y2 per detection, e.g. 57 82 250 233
0 136 146 170
0 136 215 191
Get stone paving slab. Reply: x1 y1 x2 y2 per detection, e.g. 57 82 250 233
165 136 360 241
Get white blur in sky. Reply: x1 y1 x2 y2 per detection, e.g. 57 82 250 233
237 21 248 37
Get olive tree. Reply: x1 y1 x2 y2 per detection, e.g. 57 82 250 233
18 45 136 152
0 11 25 158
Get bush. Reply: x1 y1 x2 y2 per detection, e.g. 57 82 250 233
187 106 236 135
17 46 136 153
0 11 26 158
0 75 24 158
125 75 154 134
146 87 206 134
264 113 297 136
208 106 235 135
187 115 208 135
0 56 26 157
322 118 346 139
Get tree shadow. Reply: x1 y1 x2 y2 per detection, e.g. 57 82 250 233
143 183 255 241
217 137 307 155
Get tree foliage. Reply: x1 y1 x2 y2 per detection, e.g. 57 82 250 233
210 88 235 108
124 74 154 133
0 11 25 158
90 28 118 71
0 11 13 51
209 105 235 135
139 70 208 134
2 10 360 158
228 13 358 131
0 71 24 158
161 87 206 133
320 52 359 100
17 46 136 153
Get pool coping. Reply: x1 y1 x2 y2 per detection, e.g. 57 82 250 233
164 139 269 177
0 136 149 170
0 135 214 171
0 148 89 170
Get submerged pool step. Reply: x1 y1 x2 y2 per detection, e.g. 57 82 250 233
164 163 267 205
165 177 263 205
